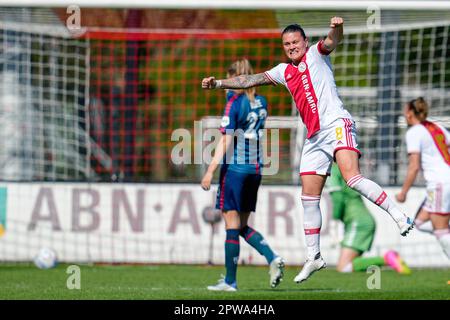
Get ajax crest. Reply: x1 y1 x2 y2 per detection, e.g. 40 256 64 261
298 62 307 73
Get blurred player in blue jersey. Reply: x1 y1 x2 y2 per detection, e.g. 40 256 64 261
201 59 284 292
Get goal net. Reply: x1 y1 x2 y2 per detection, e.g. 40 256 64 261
0 20 90 181
0 7 449 267
0 8 448 185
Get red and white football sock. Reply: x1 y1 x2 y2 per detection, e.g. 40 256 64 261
347 174 406 223
434 228 450 259
301 195 322 260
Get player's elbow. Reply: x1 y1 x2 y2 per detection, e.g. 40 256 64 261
323 38 338 53
408 165 420 175
409 160 420 171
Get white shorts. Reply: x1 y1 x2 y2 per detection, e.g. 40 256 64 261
422 183 450 215
300 118 361 176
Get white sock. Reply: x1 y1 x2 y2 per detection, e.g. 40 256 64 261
434 228 450 259
341 262 353 273
301 195 322 260
347 174 406 223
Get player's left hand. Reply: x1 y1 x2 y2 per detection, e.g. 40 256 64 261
395 192 407 203
201 172 213 191
330 16 344 28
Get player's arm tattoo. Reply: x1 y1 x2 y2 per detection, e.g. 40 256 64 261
322 41 334 52
219 73 272 89
323 24 343 52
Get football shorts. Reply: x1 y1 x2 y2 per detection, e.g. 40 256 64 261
300 118 361 176
215 166 262 212
423 183 450 215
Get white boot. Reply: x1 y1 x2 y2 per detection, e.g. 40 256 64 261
294 255 326 284
269 256 285 288
397 217 415 236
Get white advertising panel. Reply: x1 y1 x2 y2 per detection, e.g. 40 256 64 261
0 183 447 267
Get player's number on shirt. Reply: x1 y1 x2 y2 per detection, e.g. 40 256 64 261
244 109 267 140
335 127 343 140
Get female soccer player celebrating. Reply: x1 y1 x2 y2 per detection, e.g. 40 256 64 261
202 17 414 283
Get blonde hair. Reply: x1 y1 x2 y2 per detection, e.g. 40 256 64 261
227 59 256 102
407 97 429 122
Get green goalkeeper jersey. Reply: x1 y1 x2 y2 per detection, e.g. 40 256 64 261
326 164 370 222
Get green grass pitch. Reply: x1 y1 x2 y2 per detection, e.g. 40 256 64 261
0 264 448 300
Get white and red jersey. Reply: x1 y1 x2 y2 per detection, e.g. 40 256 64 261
264 40 352 139
405 121 450 187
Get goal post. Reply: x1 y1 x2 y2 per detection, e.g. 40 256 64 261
0 21 91 181
2 1 450 10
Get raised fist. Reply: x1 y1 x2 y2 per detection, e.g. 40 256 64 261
202 77 217 89
330 17 344 28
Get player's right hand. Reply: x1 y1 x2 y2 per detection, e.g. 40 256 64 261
201 172 213 190
395 192 406 203
202 77 216 89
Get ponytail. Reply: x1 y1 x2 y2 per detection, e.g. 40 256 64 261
227 59 256 102
407 97 428 122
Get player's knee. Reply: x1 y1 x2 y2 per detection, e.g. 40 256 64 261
336 156 360 180
345 174 364 189
340 168 358 181
239 225 249 236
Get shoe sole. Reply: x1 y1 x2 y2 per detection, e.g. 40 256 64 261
207 287 237 292
270 260 285 288
400 222 415 237
295 263 326 284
